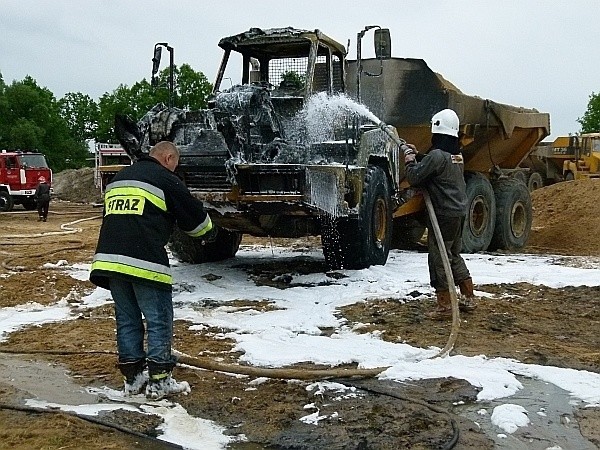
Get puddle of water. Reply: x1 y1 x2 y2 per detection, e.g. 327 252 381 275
454 375 596 449
0 353 98 405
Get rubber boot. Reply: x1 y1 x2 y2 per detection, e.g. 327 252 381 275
426 291 452 320
458 277 477 312
119 359 148 396
145 371 191 400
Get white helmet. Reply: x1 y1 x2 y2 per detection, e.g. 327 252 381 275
431 109 459 137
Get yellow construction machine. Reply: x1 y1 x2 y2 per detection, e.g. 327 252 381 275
520 133 600 187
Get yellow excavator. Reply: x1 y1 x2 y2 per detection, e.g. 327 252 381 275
561 133 600 181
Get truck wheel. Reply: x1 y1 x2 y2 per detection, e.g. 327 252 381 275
488 179 532 251
169 226 242 263
391 216 426 250
511 170 527 185
321 166 392 270
461 172 496 253
565 172 574 181
0 191 14 212
527 172 543 191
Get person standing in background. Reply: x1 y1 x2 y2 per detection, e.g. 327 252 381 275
35 176 51 222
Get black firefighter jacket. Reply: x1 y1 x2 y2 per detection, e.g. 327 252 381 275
89 155 212 291
405 148 467 218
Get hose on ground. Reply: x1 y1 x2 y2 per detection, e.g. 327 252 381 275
337 379 459 450
0 348 388 380
2 215 101 238
1 239 85 271
0 215 100 271
0 402 184 449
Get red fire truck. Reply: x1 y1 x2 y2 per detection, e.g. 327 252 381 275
0 150 52 212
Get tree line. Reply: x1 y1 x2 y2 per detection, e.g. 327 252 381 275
0 64 211 172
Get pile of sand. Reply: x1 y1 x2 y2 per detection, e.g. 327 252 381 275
526 178 600 256
52 167 102 204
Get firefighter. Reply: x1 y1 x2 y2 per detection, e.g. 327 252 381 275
403 109 476 319
35 176 51 222
90 141 215 400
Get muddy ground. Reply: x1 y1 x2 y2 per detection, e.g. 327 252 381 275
0 179 599 449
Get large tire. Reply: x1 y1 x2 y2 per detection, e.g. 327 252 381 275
169 225 242 264
527 171 544 192
488 178 532 251
391 215 426 250
0 191 14 212
461 172 496 253
321 166 392 270
565 172 575 181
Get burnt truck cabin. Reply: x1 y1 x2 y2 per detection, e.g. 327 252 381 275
162 28 360 237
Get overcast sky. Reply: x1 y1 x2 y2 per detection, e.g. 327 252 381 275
2 1 598 140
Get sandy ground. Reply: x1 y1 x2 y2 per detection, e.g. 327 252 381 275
0 180 599 449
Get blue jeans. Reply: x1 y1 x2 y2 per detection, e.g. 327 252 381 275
109 278 176 368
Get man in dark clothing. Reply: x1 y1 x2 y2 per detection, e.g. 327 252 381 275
90 141 214 399
404 109 476 319
35 176 51 222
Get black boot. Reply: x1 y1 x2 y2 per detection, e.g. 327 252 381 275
118 359 147 395
146 359 189 400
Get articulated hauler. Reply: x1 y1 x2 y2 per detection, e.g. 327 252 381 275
116 26 550 269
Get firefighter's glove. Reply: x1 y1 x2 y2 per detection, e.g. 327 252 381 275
402 144 417 156
200 226 218 245
402 144 417 164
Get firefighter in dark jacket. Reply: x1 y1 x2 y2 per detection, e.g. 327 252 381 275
35 176 51 221
90 141 214 400
404 109 476 320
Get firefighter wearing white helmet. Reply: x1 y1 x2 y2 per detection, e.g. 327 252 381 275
403 108 476 319
431 108 460 137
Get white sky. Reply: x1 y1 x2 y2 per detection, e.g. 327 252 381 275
2 245 600 448
1 1 599 140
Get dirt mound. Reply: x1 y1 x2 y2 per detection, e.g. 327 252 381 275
52 167 102 204
525 178 600 255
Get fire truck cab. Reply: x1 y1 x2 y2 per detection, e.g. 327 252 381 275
0 150 52 212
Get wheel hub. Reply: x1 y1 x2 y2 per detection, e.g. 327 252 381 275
373 198 388 245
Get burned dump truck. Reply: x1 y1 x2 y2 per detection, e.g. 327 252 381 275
117 26 549 270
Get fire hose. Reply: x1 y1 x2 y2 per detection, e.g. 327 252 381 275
0 216 101 271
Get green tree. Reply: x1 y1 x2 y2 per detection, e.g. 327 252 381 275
59 92 99 141
0 76 89 171
578 91 600 133
96 82 153 143
171 63 212 110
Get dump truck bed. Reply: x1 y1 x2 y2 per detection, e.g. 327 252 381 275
347 58 550 173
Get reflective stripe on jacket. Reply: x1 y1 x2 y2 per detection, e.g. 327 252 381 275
89 155 212 291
